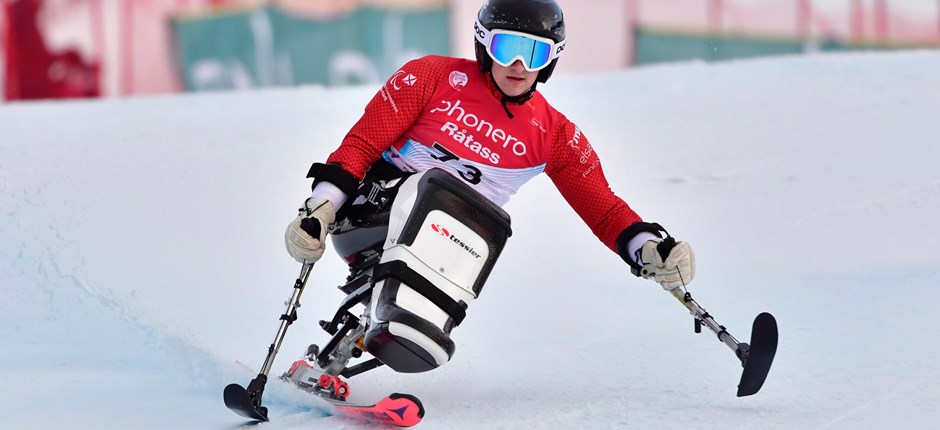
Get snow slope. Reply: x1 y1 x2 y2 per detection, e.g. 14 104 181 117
2 50 940 429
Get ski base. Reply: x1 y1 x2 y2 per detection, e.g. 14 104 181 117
737 312 778 397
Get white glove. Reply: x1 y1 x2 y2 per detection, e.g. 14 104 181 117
284 198 336 264
637 237 695 290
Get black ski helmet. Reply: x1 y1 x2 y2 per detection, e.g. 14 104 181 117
474 0 566 84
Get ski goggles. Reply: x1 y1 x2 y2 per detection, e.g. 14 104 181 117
474 19 566 72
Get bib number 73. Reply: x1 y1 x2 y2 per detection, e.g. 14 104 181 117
430 143 482 185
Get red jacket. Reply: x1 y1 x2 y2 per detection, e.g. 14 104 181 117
326 55 642 252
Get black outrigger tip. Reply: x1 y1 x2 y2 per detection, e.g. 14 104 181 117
736 312 778 397
224 379 270 422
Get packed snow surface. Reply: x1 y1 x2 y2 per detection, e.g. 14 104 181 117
3 50 940 429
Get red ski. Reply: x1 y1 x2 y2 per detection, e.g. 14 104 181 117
228 358 425 427
282 358 425 427
317 392 425 427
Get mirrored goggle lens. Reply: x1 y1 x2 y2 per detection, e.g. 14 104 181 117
488 32 553 71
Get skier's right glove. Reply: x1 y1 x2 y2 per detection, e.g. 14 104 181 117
284 198 336 264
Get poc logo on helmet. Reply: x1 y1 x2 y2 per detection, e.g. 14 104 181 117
474 22 486 39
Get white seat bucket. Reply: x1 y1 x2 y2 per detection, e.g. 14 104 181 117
363 169 512 373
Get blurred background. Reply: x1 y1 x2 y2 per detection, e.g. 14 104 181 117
2 0 939 103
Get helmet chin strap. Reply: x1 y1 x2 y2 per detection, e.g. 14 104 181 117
489 72 537 119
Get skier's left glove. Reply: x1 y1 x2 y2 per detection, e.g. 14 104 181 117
617 222 695 291
284 198 336 264
637 237 695 290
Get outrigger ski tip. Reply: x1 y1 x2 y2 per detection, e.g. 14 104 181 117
736 312 778 397
223 380 269 421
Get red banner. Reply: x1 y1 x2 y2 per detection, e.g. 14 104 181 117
3 0 99 101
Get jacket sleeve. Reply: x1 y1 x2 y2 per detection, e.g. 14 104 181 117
324 56 451 180
544 116 644 253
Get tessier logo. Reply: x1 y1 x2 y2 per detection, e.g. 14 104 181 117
429 222 482 259
430 223 450 237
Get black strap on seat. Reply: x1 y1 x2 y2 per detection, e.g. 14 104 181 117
372 260 468 326
335 158 411 224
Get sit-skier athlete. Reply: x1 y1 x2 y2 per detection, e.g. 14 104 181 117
284 0 695 380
